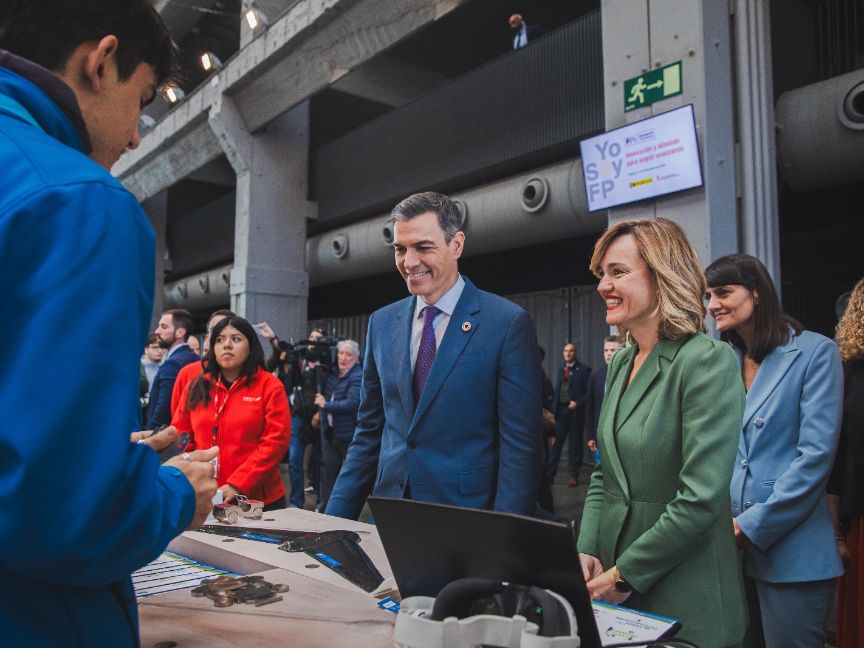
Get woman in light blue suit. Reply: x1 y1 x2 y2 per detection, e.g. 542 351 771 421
706 254 844 648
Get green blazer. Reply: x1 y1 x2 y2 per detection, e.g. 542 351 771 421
577 333 747 648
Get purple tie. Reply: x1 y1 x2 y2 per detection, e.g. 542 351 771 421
413 305 440 404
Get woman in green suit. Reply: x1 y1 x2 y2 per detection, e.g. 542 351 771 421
577 218 747 648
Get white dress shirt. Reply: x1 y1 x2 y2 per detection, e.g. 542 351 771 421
513 25 528 49
410 274 466 371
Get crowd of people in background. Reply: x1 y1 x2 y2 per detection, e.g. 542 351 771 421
133 222 864 648
2 3 861 643
131 201 864 647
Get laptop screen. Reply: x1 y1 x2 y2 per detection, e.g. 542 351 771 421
368 497 601 648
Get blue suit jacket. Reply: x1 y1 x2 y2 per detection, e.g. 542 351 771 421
146 344 199 429
326 278 544 519
731 330 844 582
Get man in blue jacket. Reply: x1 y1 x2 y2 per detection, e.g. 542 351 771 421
0 2 217 645
315 339 364 511
147 308 199 430
325 192 544 520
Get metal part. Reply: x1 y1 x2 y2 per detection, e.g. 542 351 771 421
191 574 289 608
776 69 864 191
164 263 231 311
306 157 604 288
162 156 604 304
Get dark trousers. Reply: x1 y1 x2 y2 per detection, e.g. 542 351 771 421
547 408 584 480
319 435 351 512
538 440 555 514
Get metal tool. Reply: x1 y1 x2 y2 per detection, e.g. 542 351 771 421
191 574 289 608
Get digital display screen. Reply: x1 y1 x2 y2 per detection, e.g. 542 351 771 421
580 104 704 212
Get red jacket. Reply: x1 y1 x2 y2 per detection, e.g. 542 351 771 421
171 361 202 422
172 367 290 505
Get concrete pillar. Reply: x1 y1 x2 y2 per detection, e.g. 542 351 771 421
600 0 739 266
141 191 168 331
734 0 781 287
209 95 315 341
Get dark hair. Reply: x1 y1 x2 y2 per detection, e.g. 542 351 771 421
391 192 465 243
704 254 803 362
604 336 619 344
210 308 235 320
207 309 235 331
163 308 193 342
146 333 159 346
0 0 178 84
186 317 266 411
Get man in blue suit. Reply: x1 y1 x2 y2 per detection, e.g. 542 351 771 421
326 192 544 519
147 308 199 430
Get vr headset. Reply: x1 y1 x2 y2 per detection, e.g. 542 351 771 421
394 577 580 648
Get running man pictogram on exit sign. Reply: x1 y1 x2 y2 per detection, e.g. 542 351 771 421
624 62 682 112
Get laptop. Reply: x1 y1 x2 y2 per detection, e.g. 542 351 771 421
367 497 602 648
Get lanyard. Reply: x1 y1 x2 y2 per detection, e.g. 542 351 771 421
211 377 238 445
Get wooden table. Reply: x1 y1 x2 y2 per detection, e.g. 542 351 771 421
138 509 397 648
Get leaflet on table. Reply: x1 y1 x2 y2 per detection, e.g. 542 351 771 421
132 551 236 597
592 600 682 646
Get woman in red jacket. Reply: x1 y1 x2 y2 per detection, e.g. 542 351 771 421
173 316 290 509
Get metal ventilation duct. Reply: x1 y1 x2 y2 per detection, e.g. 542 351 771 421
307 157 604 287
163 157 604 306
164 263 232 311
775 69 864 192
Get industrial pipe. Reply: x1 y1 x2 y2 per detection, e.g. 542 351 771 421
306 157 604 287
163 157 604 303
163 263 232 311
775 69 864 191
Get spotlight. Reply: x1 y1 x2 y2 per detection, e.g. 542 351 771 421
244 7 268 30
162 84 186 104
200 52 223 72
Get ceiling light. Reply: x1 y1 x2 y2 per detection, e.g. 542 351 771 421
163 84 186 104
200 52 222 72
244 7 268 30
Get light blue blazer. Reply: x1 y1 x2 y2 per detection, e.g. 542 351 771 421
326 278 545 520
731 329 844 582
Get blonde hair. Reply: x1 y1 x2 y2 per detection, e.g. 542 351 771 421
589 217 706 341
836 277 864 362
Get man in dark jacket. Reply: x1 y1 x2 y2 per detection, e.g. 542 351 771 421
315 339 363 511
147 308 198 430
509 13 545 49
0 3 216 645
547 342 592 486
585 336 621 460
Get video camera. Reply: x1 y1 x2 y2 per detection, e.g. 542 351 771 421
275 335 342 367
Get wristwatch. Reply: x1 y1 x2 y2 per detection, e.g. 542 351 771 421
612 565 633 593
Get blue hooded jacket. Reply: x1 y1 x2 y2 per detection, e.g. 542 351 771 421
0 54 195 646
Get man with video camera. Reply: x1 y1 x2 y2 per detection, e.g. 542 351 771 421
259 323 340 509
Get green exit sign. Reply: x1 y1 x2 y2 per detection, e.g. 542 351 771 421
624 62 683 112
